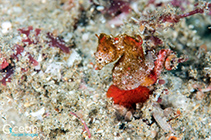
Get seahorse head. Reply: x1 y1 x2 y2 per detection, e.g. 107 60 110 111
94 33 120 70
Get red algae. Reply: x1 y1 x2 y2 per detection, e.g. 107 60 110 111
18 26 70 53
0 59 9 70
0 27 39 85
98 0 131 17
35 28 41 36
0 44 24 85
11 44 24 60
27 53 39 66
18 26 33 37
46 32 70 54
18 26 34 45
0 68 14 86
107 85 150 108
11 44 38 66
0 44 38 85
0 26 72 85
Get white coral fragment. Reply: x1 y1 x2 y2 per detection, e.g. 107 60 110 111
1 21 12 34
152 103 175 133
67 49 81 67
30 107 45 120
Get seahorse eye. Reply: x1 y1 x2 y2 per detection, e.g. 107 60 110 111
98 57 103 63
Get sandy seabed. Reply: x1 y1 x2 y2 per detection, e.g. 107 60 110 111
0 0 211 139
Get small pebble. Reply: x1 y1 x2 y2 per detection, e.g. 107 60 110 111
150 130 157 138
196 91 204 100
82 33 89 41
125 111 133 121
1 21 12 33
158 79 165 85
96 6 104 11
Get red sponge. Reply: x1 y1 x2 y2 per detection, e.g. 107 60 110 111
107 85 150 108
